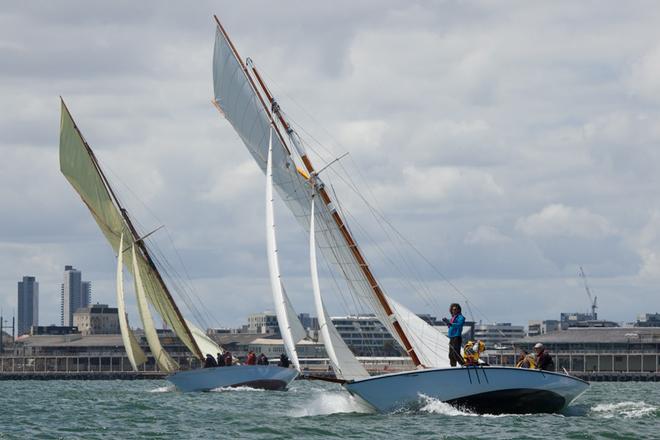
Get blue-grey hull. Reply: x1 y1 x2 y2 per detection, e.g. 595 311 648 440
344 366 589 414
167 365 299 392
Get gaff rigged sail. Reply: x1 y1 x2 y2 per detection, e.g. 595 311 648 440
59 99 204 361
213 17 451 367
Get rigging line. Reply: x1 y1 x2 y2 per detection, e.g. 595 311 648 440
102 162 217 329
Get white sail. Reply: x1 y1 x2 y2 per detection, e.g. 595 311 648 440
116 233 147 371
213 24 404 352
131 244 179 373
386 296 451 368
310 198 369 381
186 320 223 358
282 284 308 343
266 129 302 371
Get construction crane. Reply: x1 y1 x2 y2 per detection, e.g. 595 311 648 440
578 266 598 320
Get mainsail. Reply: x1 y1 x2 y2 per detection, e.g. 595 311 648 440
310 198 369 380
266 130 305 370
213 16 451 368
59 99 215 363
116 233 148 370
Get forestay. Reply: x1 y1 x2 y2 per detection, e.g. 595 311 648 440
310 198 369 381
116 233 148 371
59 100 203 360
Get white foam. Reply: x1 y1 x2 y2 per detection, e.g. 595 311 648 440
290 391 373 417
591 401 657 419
418 395 476 416
148 385 175 393
210 386 265 393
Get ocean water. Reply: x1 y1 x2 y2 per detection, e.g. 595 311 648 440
0 380 657 439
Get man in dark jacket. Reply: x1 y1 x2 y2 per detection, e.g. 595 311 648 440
204 354 218 368
217 352 225 367
442 303 465 367
278 353 290 368
534 343 555 371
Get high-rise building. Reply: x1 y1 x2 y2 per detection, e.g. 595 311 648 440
17 276 39 336
60 266 92 326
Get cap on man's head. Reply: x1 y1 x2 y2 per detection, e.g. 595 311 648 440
534 343 544 349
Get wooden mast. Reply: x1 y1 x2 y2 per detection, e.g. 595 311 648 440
212 18 422 367
60 99 205 361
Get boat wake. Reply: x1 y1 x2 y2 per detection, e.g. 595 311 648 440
290 390 373 417
590 401 658 419
149 385 175 393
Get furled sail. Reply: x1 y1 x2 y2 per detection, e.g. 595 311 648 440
116 233 148 370
131 244 179 372
59 99 203 361
310 199 369 381
266 130 303 371
386 296 451 368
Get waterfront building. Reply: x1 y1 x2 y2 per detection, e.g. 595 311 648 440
487 327 660 377
17 276 39 336
60 266 92 326
298 313 319 331
527 320 561 337
246 311 279 335
473 322 525 349
560 312 618 329
331 314 401 356
30 325 79 336
635 313 660 327
73 304 119 335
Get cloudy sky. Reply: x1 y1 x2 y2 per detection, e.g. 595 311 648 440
2 1 660 330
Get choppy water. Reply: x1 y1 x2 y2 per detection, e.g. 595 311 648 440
0 380 657 439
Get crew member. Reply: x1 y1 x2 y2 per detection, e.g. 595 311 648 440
204 353 218 368
462 340 485 366
534 343 555 371
442 303 465 366
278 353 290 368
246 350 256 365
257 353 269 365
515 349 535 369
223 351 233 366
217 352 225 367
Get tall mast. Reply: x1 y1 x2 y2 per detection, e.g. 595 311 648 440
213 19 422 367
60 99 204 361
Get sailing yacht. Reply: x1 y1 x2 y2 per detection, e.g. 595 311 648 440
210 15 589 413
59 99 299 392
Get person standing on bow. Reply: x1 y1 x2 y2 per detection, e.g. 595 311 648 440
442 303 465 367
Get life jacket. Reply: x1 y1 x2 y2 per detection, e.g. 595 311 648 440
515 355 536 369
462 340 485 365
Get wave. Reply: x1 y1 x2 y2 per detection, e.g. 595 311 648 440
591 401 657 419
417 395 526 418
290 391 373 417
148 385 175 393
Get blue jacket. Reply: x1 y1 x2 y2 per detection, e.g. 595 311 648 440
447 314 465 338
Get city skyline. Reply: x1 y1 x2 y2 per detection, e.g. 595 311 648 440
2 2 660 329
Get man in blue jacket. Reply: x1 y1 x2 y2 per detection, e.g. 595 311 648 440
442 303 465 367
